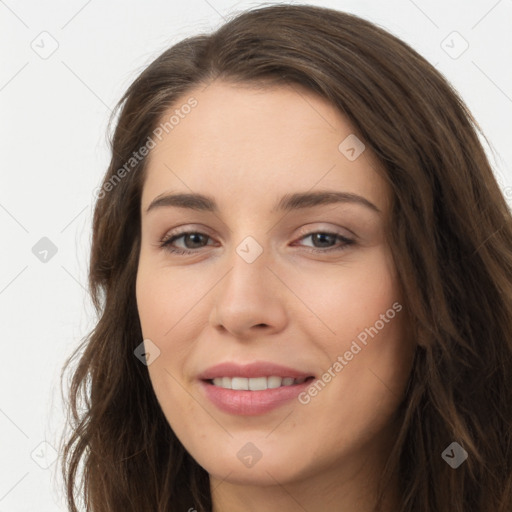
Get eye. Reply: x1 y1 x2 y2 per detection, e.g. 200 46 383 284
159 230 355 255
159 231 214 255
294 231 355 253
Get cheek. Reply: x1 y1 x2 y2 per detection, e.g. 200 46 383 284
135 260 198 336
136 263 162 333
135 266 193 416
135 261 206 385
293 246 412 400
292 246 400 341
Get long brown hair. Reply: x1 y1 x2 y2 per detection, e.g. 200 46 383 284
60 4 512 511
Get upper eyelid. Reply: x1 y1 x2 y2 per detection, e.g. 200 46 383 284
161 228 354 246
161 222 357 239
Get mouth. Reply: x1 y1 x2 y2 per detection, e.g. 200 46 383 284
197 361 317 414
200 375 317 415
203 375 316 391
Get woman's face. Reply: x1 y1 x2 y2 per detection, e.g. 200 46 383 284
136 80 415 491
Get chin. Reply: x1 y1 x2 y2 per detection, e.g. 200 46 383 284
191 442 316 486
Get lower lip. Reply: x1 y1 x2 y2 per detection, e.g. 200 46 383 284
199 378 314 416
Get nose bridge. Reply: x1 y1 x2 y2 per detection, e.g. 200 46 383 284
234 233 266 266
222 210 291 288
210 229 288 335
223 232 270 294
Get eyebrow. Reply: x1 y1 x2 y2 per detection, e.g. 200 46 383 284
145 190 380 215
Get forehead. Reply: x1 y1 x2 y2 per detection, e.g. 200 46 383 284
141 80 390 215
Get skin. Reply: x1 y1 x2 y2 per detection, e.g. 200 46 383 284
136 80 416 512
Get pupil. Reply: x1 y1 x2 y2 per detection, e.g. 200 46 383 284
314 233 334 247
187 233 204 248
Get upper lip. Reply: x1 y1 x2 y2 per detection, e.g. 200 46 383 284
198 361 315 380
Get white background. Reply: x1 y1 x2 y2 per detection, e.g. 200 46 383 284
1 0 511 510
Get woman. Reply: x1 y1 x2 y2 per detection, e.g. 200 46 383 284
60 4 512 511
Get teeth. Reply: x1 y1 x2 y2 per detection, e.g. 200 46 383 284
248 377 267 391
267 376 282 389
232 377 249 390
211 376 309 390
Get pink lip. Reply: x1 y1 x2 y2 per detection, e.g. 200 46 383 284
197 361 314 380
197 361 316 416
199 378 315 416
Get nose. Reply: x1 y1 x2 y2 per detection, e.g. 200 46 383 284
209 243 289 339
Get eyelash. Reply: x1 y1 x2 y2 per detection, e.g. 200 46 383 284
158 230 355 255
